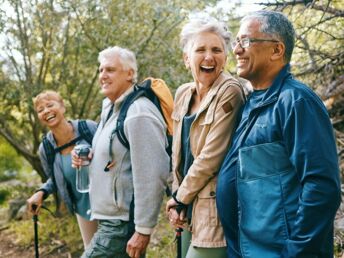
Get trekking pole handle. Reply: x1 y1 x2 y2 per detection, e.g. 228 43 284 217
32 204 39 218
32 204 38 212
175 204 184 234
176 227 183 236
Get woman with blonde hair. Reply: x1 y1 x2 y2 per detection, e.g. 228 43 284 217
166 16 245 258
27 90 98 249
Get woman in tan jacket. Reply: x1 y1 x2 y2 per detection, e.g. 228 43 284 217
166 16 245 258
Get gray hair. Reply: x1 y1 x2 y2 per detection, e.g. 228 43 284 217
180 17 231 55
98 46 138 83
242 10 295 63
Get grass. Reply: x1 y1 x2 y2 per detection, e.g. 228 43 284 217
2 181 344 257
8 197 177 257
9 201 84 257
0 179 177 257
147 197 176 258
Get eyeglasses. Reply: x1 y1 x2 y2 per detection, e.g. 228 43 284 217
231 38 279 50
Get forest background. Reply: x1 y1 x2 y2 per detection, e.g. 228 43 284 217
0 0 343 257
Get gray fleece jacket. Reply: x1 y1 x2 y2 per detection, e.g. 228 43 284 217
89 86 170 235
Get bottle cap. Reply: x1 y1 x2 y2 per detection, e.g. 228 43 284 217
75 144 90 157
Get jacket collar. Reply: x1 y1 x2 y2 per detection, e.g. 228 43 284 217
253 64 292 108
102 84 135 121
183 72 232 116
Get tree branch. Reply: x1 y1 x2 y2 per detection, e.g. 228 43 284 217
257 1 344 16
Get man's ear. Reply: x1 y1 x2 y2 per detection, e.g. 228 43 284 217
183 53 190 69
271 42 285 61
127 69 134 81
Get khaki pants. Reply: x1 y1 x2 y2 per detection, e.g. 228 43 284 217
82 219 145 258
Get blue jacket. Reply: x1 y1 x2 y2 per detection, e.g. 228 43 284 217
216 65 341 258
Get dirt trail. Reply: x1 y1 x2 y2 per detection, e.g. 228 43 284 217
0 227 72 258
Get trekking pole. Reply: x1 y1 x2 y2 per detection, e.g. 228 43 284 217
32 204 39 258
175 205 184 258
175 227 183 258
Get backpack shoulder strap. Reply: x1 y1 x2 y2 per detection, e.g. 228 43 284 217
42 135 56 169
116 85 147 149
78 120 93 145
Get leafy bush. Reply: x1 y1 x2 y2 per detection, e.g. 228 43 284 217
0 137 22 181
0 188 10 205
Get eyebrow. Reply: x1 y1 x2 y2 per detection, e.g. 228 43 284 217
236 34 249 39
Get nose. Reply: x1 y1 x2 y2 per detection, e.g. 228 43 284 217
233 43 244 55
99 70 107 80
204 51 214 61
42 107 50 115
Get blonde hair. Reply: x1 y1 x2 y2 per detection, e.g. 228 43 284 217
33 90 64 110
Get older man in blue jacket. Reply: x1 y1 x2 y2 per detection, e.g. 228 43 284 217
216 10 341 258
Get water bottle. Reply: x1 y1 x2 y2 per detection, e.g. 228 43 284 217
74 144 91 193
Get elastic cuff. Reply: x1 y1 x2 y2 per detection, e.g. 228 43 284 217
36 189 49 199
172 191 187 214
172 191 184 205
135 226 153 235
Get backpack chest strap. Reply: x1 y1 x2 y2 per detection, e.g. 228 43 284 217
54 135 82 153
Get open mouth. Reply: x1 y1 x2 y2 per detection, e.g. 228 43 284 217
200 65 215 73
46 114 56 122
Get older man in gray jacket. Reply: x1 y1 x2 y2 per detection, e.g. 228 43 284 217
73 46 170 258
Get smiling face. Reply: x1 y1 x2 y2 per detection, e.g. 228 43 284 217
35 97 66 129
98 55 134 102
184 31 227 88
234 19 280 86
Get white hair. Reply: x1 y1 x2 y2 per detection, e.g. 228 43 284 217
98 46 138 83
242 10 295 62
180 16 231 54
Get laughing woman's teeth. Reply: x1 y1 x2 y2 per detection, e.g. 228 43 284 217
46 115 56 121
200 65 215 72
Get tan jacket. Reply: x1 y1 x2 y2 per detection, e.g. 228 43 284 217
172 72 245 248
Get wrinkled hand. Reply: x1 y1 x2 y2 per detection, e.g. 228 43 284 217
166 198 186 228
26 191 44 215
126 231 150 258
71 148 93 169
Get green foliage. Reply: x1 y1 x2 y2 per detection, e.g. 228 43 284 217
6 188 177 257
0 137 22 181
0 182 82 256
262 2 344 97
334 229 344 257
0 188 10 205
10 208 84 256
147 197 176 258
0 0 216 180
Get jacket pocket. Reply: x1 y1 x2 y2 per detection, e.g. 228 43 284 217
238 141 293 180
113 172 134 212
237 142 301 254
193 180 218 227
112 177 118 207
191 180 224 246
